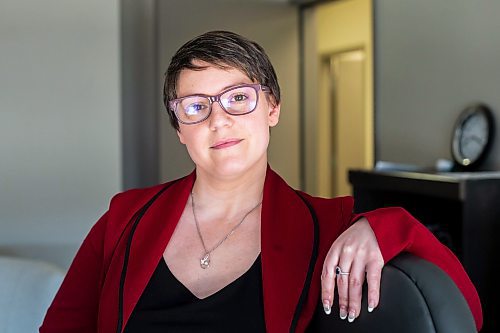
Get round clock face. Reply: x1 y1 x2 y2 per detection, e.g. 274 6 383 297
451 104 494 169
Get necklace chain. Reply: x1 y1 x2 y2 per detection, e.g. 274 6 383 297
191 191 262 269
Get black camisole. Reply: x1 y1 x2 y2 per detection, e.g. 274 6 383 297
124 256 267 332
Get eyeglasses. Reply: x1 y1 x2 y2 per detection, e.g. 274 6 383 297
168 83 270 125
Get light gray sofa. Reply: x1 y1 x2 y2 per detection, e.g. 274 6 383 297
0 256 64 333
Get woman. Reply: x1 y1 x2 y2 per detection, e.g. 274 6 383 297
40 31 481 332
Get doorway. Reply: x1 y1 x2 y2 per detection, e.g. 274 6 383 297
320 49 369 197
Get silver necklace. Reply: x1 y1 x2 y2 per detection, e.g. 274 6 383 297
191 191 262 269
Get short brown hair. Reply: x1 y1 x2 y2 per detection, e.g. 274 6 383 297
163 30 280 130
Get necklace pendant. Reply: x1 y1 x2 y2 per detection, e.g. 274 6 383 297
200 253 210 269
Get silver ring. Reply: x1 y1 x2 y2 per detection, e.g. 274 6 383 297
335 266 350 276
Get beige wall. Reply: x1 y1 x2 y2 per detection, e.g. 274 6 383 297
157 0 301 188
303 0 374 196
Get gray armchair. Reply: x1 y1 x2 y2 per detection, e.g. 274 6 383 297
308 253 477 333
0 256 64 333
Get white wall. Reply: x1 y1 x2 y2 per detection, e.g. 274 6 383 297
157 0 301 188
0 0 121 268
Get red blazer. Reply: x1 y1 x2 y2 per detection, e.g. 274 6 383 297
40 167 482 332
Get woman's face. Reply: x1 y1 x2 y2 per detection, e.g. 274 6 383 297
175 60 280 180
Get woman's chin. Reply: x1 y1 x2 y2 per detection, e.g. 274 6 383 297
199 157 267 180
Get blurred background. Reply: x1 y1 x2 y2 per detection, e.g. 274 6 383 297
1 0 500 329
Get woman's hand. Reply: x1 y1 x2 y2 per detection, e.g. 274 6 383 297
321 218 384 322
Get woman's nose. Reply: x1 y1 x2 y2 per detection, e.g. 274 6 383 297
209 102 233 130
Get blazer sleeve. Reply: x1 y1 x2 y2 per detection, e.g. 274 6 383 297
354 207 483 331
39 212 108 333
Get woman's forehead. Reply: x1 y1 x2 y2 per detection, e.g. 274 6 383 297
176 63 254 96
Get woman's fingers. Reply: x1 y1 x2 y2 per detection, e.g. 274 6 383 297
321 252 339 315
336 255 352 320
322 257 377 322
346 260 365 322
365 259 383 312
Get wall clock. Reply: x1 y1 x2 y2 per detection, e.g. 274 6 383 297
451 103 494 170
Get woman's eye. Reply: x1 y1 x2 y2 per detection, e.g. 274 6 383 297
230 93 248 103
185 103 206 115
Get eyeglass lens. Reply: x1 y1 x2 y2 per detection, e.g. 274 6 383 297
175 85 259 124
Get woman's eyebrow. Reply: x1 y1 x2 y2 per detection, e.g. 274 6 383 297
220 81 254 91
180 82 253 97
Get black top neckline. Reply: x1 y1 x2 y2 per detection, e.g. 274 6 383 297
124 252 267 333
163 254 262 300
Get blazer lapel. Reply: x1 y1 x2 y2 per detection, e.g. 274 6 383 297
261 168 315 332
99 171 195 332
123 172 195 327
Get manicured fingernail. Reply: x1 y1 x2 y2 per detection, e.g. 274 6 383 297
368 301 375 313
348 310 356 323
323 301 331 315
339 307 347 320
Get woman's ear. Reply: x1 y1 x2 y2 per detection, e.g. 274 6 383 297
268 102 281 127
177 129 186 144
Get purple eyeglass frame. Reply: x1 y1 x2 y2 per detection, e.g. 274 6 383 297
168 83 270 125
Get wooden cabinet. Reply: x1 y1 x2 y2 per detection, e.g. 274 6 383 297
349 169 500 333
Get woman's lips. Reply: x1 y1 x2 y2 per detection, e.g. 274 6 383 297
210 139 243 149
